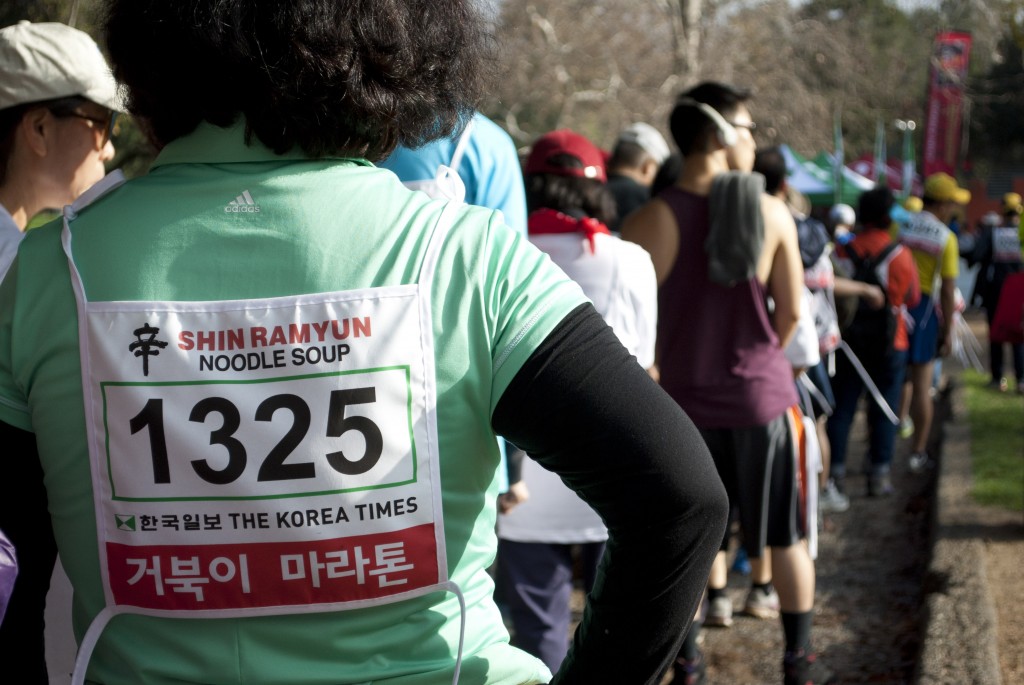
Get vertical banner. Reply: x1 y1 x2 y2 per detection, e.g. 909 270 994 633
873 118 887 185
923 31 972 178
833 110 844 206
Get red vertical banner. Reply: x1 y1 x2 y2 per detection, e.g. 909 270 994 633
923 31 972 177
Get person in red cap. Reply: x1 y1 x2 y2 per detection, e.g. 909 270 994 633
497 129 659 673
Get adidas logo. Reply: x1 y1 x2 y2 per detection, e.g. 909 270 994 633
225 190 261 214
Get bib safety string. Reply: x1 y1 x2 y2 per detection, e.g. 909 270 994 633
797 372 832 418
62 173 132 685
837 341 899 425
70 605 131 685
448 118 475 173
443 580 467 685
795 373 814 419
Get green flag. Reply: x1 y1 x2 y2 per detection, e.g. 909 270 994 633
873 118 887 186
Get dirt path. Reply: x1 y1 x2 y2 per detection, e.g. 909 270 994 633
696 410 934 685
672 311 1024 685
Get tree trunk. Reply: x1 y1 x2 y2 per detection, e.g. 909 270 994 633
667 0 703 84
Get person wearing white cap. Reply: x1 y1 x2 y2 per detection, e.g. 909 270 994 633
605 122 671 231
0 20 121 281
0 20 120 683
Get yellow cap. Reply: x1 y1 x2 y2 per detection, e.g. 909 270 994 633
923 172 971 205
903 196 923 213
1002 192 1022 215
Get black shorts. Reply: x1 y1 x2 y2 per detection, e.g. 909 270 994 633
700 411 804 558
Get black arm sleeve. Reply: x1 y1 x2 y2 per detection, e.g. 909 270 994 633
0 421 56 684
493 304 728 685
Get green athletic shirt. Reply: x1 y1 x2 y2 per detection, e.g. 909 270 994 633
0 122 587 684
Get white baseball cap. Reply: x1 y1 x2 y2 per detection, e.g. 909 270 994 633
617 122 671 165
0 21 122 111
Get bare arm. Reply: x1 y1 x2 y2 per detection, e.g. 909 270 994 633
620 199 679 286
833 276 885 310
759 195 802 348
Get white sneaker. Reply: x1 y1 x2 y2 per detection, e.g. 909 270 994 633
743 585 780 619
819 479 850 513
704 595 733 627
909 452 932 473
899 417 914 439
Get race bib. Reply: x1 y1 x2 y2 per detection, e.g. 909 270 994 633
992 227 1022 264
80 289 446 616
900 214 949 257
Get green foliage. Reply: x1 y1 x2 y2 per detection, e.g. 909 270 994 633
962 369 1024 512
794 0 939 157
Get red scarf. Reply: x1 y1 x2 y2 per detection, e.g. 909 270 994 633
528 208 610 254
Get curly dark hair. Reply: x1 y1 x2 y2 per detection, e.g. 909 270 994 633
104 0 494 160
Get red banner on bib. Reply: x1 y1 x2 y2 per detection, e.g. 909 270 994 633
108 523 438 611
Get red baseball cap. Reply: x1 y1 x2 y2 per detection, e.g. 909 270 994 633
525 129 607 182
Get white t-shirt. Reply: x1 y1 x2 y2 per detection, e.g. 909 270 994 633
498 231 657 543
528 232 657 367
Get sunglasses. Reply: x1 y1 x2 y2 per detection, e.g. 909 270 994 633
47 97 118 148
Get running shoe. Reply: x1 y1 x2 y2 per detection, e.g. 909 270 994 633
868 472 894 497
818 479 850 513
668 651 706 685
987 377 1008 392
908 451 932 474
899 417 914 439
743 585 780 619
783 648 838 685
704 595 733 628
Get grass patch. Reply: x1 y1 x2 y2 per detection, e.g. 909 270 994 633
962 368 1024 511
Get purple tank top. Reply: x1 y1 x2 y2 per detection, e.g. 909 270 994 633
657 187 797 428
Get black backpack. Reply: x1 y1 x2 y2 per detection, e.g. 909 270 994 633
842 242 902 363
795 214 830 269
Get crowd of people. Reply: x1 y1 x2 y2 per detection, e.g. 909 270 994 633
0 4 1019 685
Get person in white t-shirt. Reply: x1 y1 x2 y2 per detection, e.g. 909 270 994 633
496 129 657 673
